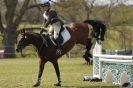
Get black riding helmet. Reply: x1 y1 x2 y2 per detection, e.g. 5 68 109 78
41 2 50 7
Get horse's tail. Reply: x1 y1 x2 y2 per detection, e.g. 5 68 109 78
83 19 106 41
83 20 106 29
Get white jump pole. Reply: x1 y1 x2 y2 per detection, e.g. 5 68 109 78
93 41 102 79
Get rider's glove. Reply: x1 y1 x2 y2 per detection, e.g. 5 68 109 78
40 27 45 34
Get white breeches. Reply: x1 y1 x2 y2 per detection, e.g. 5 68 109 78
48 22 61 40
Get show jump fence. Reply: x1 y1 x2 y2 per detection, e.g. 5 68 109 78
93 42 133 85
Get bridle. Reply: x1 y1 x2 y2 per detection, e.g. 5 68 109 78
17 32 48 56
17 28 48 55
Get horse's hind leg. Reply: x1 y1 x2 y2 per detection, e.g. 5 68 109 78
83 38 93 64
52 61 61 86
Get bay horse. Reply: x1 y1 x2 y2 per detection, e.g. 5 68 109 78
16 20 105 87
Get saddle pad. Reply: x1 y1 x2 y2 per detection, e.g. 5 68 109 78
50 27 71 46
61 27 71 45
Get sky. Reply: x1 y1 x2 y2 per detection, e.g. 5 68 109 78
39 0 133 5
95 0 133 5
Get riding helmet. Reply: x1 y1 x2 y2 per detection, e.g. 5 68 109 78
42 2 50 7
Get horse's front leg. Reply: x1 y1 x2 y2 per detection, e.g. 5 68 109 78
52 61 61 86
33 59 46 87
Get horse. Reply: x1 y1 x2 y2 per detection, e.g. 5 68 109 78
16 20 105 87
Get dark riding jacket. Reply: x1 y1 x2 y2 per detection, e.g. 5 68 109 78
43 9 64 28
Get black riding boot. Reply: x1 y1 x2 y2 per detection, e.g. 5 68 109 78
55 37 63 55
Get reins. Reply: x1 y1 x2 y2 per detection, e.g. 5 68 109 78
36 34 48 53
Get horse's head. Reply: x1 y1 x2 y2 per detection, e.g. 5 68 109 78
16 29 48 53
16 30 31 52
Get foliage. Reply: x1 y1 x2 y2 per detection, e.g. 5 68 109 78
103 26 133 50
54 0 87 22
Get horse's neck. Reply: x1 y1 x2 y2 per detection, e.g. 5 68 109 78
29 34 42 49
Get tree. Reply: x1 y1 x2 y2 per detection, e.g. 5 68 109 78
0 0 32 58
83 0 96 19
53 0 95 22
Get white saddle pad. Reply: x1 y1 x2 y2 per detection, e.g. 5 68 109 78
50 27 71 46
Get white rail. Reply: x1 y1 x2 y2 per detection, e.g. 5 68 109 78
94 54 133 60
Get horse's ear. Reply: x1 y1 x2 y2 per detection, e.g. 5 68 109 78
20 29 26 36
22 29 25 34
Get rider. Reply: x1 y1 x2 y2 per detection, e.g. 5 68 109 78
40 2 64 54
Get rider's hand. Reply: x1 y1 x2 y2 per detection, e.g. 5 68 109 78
40 27 45 34
40 29 44 34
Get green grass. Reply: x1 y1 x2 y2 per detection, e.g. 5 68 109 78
0 58 121 88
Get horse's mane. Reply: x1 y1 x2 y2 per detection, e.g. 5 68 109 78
30 32 46 36
25 32 44 38
26 32 39 35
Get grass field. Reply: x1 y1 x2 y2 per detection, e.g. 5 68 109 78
0 57 121 88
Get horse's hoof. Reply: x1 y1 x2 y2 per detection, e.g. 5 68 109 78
32 83 40 87
54 83 61 86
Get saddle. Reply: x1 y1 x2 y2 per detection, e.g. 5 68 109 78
49 27 71 46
